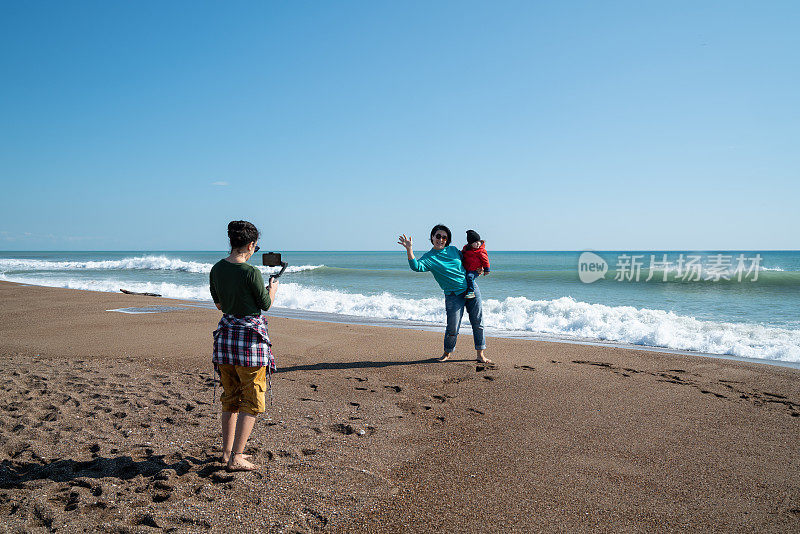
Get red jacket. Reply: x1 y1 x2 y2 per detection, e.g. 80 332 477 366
461 242 490 272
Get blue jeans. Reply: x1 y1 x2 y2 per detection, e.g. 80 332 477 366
444 286 486 353
465 271 480 293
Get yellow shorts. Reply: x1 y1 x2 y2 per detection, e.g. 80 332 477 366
216 364 267 415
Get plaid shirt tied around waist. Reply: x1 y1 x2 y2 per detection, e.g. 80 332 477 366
212 314 276 371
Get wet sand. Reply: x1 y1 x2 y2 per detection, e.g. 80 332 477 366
0 281 798 533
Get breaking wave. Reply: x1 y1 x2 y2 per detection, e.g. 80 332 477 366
272 284 800 362
0 256 322 275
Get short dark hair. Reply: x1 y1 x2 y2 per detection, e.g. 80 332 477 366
429 224 452 246
227 220 260 250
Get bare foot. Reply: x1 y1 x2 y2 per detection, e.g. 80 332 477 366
222 452 251 464
477 353 493 364
438 352 452 362
227 453 257 472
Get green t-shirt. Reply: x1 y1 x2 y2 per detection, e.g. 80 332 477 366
209 259 271 317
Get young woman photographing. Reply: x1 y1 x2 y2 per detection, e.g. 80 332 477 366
210 220 278 472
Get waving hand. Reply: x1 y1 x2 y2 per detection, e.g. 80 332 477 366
398 234 415 260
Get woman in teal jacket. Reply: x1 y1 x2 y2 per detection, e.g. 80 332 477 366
398 224 492 364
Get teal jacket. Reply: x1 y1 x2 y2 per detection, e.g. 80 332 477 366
408 246 468 294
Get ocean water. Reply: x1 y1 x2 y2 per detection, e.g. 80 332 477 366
1 250 798 364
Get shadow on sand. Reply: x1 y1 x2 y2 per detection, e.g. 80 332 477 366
0 453 222 488
275 357 483 374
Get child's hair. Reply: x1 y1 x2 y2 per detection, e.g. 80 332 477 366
430 224 452 246
227 220 260 250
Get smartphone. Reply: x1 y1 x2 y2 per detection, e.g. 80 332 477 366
261 252 283 267
262 252 288 279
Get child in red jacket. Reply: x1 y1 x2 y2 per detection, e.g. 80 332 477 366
462 229 490 299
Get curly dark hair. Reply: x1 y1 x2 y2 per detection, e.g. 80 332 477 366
227 220 260 250
429 224 452 246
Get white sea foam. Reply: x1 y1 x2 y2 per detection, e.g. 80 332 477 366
0 256 323 275
480 296 800 362
261 283 800 363
276 282 446 323
259 264 324 275
3 274 798 363
0 275 213 301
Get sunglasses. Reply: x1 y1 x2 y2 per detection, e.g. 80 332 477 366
433 234 448 240
254 246 260 253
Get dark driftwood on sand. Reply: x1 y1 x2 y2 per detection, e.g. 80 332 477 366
120 289 161 297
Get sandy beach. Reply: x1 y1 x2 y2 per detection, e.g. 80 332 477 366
0 280 798 533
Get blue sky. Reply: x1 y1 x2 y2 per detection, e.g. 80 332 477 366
1 1 798 251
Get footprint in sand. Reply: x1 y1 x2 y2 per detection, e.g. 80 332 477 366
699 389 727 399
330 423 367 436
210 472 235 484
